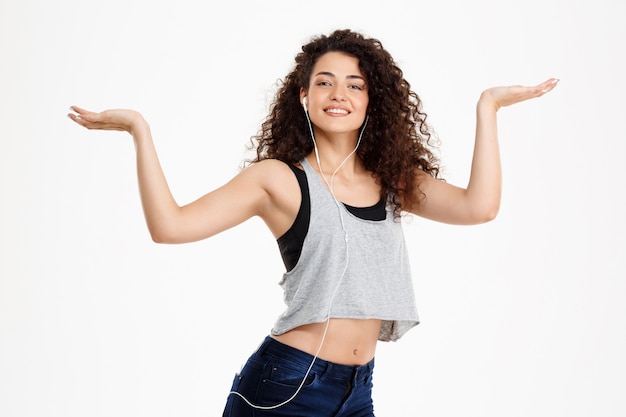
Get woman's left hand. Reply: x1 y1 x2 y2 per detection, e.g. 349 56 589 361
480 78 559 111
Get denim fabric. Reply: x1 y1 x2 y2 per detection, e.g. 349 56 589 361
223 336 375 417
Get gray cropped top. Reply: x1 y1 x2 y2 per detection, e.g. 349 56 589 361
270 158 419 342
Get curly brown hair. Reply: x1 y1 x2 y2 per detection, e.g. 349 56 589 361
246 29 441 217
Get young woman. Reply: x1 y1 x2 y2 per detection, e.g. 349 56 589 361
68 29 558 417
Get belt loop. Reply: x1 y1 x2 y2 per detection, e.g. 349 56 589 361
254 336 272 356
319 360 332 381
361 360 373 384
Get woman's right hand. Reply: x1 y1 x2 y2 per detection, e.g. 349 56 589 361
68 106 146 134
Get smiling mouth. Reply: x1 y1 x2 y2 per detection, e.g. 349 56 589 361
325 108 350 115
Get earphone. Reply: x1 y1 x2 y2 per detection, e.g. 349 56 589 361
229 94 369 411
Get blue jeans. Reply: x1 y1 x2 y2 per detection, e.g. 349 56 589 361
223 336 376 416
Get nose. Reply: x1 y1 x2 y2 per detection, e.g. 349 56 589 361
330 85 347 102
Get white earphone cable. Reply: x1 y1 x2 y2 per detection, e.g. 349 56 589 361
229 105 368 410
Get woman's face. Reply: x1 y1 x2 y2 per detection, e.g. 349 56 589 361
301 51 369 137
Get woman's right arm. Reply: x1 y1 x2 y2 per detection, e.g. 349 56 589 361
68 106 274 244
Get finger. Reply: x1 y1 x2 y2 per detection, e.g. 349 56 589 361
69 105 93 118
539 78 559 94
67 107 104 129
67 112 96 129
67 109 87 125
69 105 84 113
71 106 103 124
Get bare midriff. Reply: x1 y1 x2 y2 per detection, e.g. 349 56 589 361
272 318 382 366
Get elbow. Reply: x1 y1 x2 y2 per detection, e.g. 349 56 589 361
149 231 170 244
147 224 180 244
464 198 500 224
481 208 499 223
148 221 204 244
474 202 500 224
150 232 169 244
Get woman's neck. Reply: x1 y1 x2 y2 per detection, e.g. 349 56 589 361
308 130 361 176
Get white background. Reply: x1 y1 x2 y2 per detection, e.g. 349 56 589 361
1 0 625 416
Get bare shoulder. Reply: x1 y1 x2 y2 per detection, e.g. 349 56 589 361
242 159 301 237
241 158 296 187
249 158 292 172
257 159 301 198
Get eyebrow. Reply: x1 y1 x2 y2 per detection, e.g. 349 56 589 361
314 71 366 82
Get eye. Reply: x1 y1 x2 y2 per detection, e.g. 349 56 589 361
317 80 332 87
349 84 364 91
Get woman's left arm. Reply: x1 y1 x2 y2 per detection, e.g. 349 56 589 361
410 78 559 225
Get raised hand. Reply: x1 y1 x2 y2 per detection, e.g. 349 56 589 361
68 106 146 134
480 78 559 111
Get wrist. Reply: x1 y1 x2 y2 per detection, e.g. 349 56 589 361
477 91 500 113
128 111 149 136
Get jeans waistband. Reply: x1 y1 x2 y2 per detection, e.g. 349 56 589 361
254 336 375 384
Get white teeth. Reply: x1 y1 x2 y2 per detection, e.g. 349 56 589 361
325 108 349 114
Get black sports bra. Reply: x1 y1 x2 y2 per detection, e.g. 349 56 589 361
277 162 386 271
